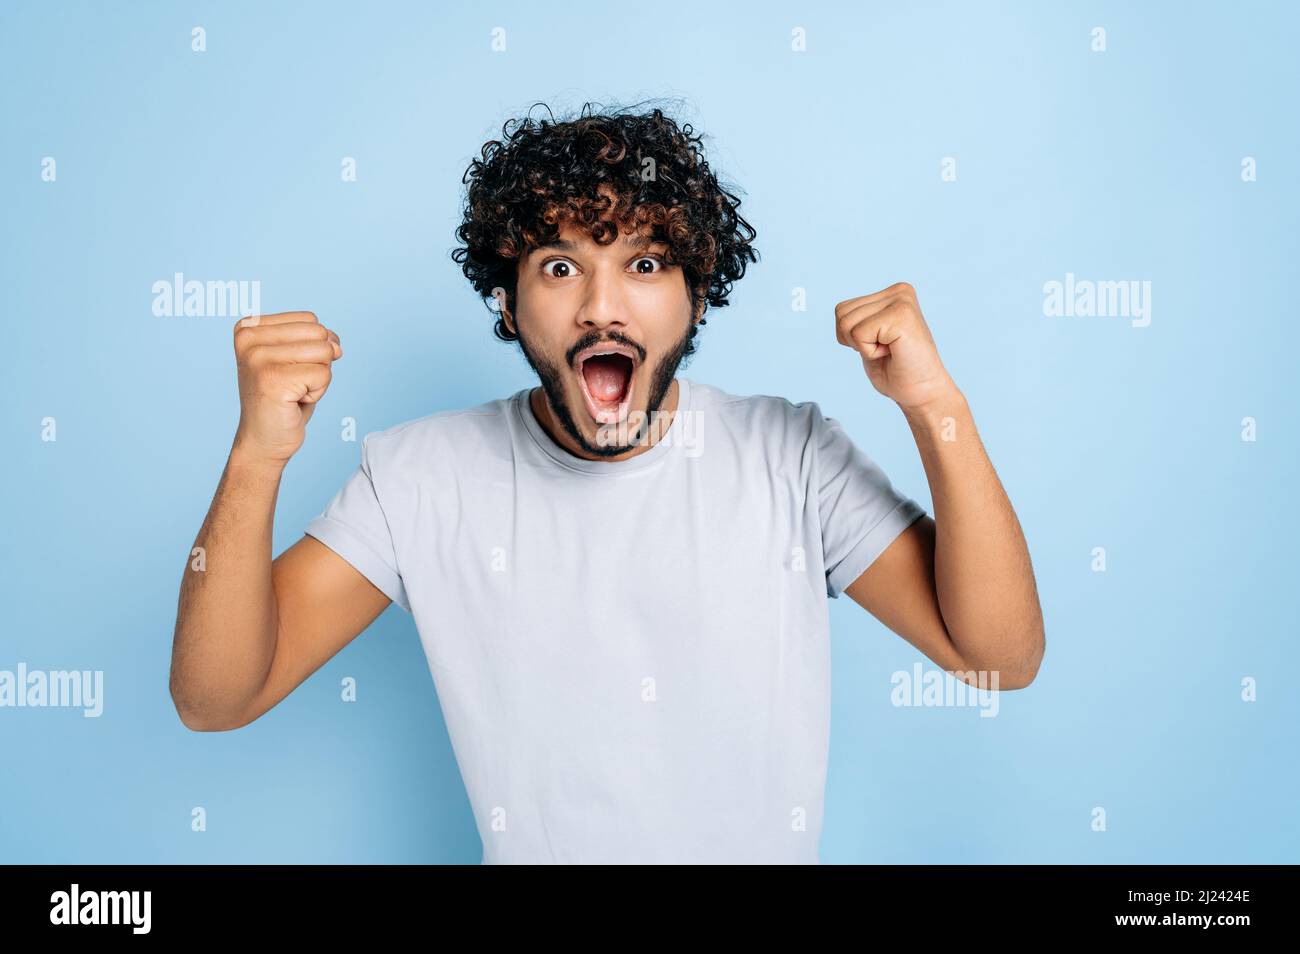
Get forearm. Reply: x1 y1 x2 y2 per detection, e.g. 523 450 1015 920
900 387 1044 684
169 443 286 729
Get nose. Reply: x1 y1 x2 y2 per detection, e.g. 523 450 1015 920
576 265 630 334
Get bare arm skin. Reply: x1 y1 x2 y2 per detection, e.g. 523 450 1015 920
169 311 392 731
834 282 1044 690
845 389 1045 689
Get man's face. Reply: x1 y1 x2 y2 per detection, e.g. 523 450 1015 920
508 215 697 459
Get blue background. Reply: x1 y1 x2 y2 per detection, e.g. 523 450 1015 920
2 0 1296 863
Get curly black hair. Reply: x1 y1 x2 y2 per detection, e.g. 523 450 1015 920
451 100 759 359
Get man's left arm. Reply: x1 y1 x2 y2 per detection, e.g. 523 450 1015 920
834 282 1045 690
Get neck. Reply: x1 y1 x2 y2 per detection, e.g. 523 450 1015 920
530 377 680 462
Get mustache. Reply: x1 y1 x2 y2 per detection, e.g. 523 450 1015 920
567 331 645 367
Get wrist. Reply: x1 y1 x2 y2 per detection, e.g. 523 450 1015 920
228 441 290 479
899 381 968 424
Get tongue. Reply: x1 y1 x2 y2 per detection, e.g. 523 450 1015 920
582 355 630 405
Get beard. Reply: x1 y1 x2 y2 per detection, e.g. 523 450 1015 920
517 320 692 459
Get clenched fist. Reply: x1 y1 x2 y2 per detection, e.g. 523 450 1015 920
834 282 957 412
230 311 343 464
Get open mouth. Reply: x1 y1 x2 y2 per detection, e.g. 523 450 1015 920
576 348 637 425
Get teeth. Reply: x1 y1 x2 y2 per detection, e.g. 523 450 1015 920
579 349 635 370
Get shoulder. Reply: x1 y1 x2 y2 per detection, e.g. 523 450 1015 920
359 391 519 472
689 377 827 445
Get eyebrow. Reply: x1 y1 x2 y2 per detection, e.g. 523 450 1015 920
531 233 657 255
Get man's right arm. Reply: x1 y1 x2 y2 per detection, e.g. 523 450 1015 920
169 311 391 732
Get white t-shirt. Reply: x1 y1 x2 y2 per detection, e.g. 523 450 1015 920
304 375 927 863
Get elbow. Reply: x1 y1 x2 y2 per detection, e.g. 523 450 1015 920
999 668 1037 692
176 707 249 732
176 709 237 732
946 619 1045 691
172 698 229 732
999 625 1045 691
170 680 248 733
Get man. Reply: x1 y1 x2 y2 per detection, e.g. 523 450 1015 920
169 104 1044 864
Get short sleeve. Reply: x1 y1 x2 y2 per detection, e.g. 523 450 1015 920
304 433 411 612
811 406 927 599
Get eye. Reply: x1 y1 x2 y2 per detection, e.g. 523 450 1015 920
630 254 665 275
541 258 575 279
